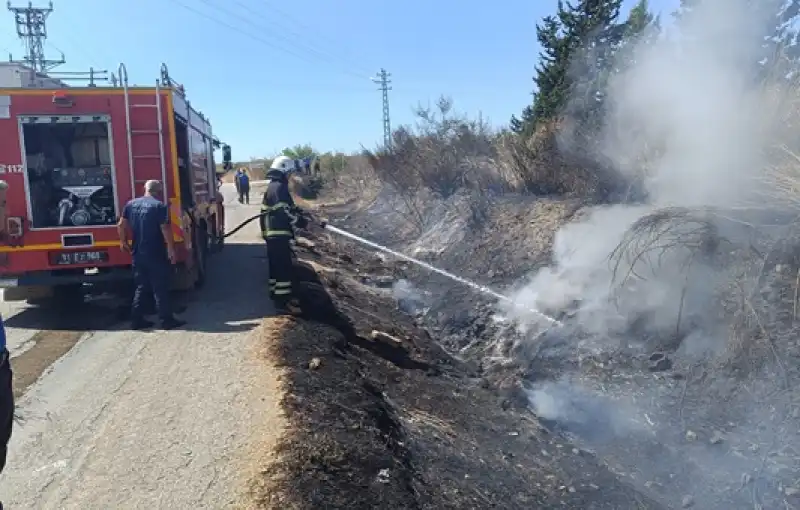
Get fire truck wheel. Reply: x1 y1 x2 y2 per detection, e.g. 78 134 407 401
193 225 209 289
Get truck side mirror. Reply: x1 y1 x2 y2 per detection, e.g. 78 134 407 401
222 144 232 170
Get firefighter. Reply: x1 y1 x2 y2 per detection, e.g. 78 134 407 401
0 180 14 509
259 156 306 314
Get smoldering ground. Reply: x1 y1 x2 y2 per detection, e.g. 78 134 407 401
505 0 800 507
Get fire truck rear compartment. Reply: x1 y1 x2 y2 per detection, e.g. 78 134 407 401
22 118 117 229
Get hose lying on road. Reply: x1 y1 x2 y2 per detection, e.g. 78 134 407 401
221 212 265 239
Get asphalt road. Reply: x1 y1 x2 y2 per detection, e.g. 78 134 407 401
0 183 284 509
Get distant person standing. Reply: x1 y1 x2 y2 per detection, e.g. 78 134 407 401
117 180 186 330
0 180 14 510
233 168 241 201
236 168 250 204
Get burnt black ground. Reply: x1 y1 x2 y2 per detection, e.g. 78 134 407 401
248 217 670 509
312 193 800 510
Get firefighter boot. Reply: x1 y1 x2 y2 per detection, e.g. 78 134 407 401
274 297 302 316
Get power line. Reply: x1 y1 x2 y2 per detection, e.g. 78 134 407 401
254 0 373 74
167 0 368 82
168 0 399 146
228 0 374 76
371 68 392 150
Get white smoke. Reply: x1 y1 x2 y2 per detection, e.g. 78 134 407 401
505 1 800 506
507 0 792 347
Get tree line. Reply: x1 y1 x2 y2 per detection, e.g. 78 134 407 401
510 0 800 137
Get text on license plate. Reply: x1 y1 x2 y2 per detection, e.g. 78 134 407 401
50 250 109 265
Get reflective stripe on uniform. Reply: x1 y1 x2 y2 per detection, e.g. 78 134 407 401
261 202 290 212
274 280 291 295
262 230 293 237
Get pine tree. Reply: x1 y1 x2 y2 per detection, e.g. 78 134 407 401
558 0 625 125
511 0 626 134
510 14 569 134
616 0 660 72
672 0 701 21
758 0 800 79
624 0 659 40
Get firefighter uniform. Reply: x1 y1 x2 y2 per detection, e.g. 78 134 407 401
259 156 303 310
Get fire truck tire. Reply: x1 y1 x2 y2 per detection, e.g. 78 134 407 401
210 214 224 253
171 223 210 292
194 225 209 289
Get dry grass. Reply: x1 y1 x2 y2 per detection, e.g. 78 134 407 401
496 120 627 201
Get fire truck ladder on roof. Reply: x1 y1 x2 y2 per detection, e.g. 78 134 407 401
118 63 168 203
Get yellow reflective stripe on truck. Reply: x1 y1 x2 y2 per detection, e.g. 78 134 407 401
0 240 120 252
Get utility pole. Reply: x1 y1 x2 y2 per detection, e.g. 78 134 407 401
371 68 392 151
7 1 65 73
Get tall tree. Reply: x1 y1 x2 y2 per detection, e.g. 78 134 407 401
758 0 800 79
511 14 569 134
558 0 626 126
615 0 661 72
512 0 626 134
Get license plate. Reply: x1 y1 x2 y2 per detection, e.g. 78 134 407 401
50 250 108 265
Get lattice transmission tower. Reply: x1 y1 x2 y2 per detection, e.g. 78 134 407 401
7 1 65 72
371 68 392 150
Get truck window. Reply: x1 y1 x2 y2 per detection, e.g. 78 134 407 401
21 118 117 229
189 127 209 200
174 115 193 208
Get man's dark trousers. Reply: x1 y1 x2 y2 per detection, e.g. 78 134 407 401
239 185 250 204
131 255 172 322
266 237 293 303
0 350 13 476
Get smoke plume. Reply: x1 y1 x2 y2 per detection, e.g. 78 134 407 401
509 0 791 347
506 0 800 507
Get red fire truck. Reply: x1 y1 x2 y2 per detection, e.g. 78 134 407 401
0 62 231 301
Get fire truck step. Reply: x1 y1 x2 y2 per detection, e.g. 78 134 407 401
131 129 160 134
131 104 158 108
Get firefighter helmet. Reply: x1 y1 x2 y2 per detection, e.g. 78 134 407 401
270 156 295 174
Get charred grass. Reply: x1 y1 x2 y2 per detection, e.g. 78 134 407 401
247 222 666 509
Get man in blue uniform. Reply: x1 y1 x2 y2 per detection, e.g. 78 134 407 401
236 168 250 204
117 180 185 330
0 180 14 509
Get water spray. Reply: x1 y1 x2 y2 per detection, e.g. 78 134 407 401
322 223 563 327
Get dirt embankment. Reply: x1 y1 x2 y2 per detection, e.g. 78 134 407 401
246 212 665 509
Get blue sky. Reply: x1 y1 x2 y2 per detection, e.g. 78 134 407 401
1 0 678 159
